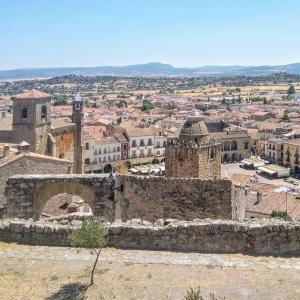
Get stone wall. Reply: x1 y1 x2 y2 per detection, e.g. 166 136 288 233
1 218 300 255
114 175 244 222
165 145 222 179
0 155 72 209
4 174 247 222
4 174 114 221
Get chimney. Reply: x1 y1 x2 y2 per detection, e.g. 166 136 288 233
1 111 6 118
18 141 30 153
3 144 10 156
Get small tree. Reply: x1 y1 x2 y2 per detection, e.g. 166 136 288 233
287 85 295 95
69 218 108 290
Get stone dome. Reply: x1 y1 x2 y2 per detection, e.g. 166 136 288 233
179 115 209 144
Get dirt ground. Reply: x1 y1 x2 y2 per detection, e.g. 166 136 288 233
0 242 300 300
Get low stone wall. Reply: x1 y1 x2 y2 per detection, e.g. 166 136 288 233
1 218 300 255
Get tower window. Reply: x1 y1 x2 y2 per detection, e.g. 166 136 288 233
22 108 28 119
210 148 216 160
41 105 47 119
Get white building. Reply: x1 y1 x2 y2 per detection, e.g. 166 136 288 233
125 127 154 159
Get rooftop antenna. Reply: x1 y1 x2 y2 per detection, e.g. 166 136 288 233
76 84 79 93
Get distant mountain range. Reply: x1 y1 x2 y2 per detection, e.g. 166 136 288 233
1 62 300 80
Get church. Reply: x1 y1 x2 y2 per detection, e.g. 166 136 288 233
0 89 83 173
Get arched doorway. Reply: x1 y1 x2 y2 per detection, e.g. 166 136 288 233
103 164 112 173
152 159 160 164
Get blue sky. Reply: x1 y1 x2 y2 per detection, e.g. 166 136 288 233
1 0 300 70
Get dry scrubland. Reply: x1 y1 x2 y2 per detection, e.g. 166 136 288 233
0 242 300 299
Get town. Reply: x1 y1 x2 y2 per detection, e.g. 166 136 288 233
1 1 300 299
1 74 300 220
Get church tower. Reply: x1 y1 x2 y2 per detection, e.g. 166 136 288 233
12 89 51 154
72 92 84 174
165 114 222 179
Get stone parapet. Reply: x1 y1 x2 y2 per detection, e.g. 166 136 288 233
1 218 300 255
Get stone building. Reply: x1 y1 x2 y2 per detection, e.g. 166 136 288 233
165 115 222 179
210 125 251 162
283 138 300 173
0 142 72 216
0 89 83 173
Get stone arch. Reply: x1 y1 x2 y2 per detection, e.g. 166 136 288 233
103 164 112 173
231 141 237 151
41 105 47 119
152 159 160 164
224 141 230 151
33 182 96 220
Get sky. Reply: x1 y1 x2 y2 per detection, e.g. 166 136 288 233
1 0 300 70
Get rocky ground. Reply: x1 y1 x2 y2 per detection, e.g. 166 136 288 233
0 242 300 299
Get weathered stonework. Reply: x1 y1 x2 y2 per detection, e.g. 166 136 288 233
5 174 115 221
0 155 72 210
115 175 246 222
165 115 222 179
4 174 247 222
165 143 222 179
1 218 300 255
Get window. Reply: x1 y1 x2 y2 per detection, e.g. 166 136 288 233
140 139 145 147
231 141 237 151
132 140 137 147
103 156 106 162
104 148 107 154
148 139 152 146
117 154 120 160
113 155 116 161
132 150 137 157
117 146 120 151
113 147 116 152
98 149 101 155
85 143 89 150
147 149 152 156
156 141 160 148
223 141 230 151
210 148 216 160
98 157 101 163
41 105 47 119
84 158 90 164
244 142 249 150
108 155 111 162
140 149 145 157
59 153 64 159
163 141 166 147
22 108 28 119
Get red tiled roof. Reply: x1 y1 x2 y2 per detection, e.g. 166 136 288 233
16 89 50 99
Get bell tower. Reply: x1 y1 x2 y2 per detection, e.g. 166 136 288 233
72 92 84 173
12 89 51 154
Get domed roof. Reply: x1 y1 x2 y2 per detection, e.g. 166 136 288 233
179 115 209 144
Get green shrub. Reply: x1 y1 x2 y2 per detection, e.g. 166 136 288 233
270 210 292 221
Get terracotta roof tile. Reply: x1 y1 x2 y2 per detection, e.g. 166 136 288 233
16 89 50 99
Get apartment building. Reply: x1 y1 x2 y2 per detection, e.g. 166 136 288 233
125 127 154 159
283 139 300 174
